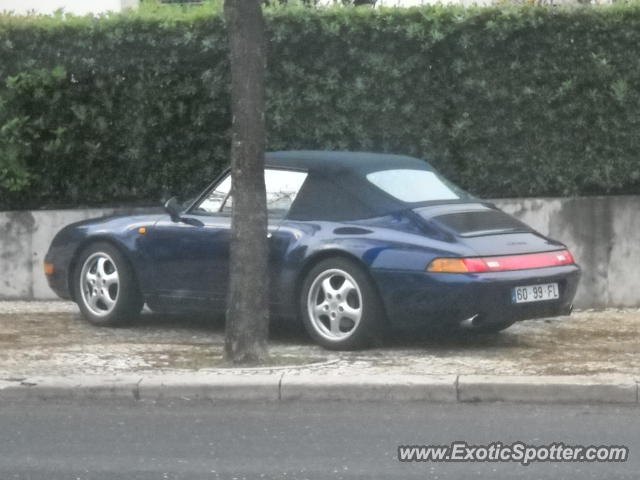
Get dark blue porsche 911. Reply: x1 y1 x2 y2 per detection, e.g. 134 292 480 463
45 151 580 350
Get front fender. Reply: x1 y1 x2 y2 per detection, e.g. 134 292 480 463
45 214 164 299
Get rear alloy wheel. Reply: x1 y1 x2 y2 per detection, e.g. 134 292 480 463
73 242 143 327
301 258 385 350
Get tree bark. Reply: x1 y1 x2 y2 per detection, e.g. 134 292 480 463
223 0 269 364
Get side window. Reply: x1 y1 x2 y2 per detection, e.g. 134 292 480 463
194 169 307 216
265 169 307 217
195 175 231 214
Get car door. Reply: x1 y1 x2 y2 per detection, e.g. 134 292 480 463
146 168 308 308
146 174 233 306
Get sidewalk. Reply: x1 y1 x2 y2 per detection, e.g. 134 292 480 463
0 302 638 404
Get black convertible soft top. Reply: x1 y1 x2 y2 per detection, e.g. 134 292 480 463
265 150 433 175
264 151 466 222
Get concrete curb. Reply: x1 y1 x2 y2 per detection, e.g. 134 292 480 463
0 376 143 401
0 374 637 404
280 374 458 402
457 375 639 404
138 374 281 402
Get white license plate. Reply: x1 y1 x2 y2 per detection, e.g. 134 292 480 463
512 283 559 303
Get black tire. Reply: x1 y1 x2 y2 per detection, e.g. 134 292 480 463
72 242 143 327
300 257 386 350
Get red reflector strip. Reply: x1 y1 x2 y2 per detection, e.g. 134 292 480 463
463 250 574 272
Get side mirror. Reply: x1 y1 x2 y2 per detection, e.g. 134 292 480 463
163 197 204 227
164 197 182 222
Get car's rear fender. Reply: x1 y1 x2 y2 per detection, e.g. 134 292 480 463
273 218 477 317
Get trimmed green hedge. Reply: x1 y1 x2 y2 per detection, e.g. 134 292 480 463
2 4 640 209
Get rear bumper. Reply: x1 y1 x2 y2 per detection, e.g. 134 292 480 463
372 264 581 328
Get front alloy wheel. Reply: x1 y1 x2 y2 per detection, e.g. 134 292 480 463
80 252 120 317
74 242 143 326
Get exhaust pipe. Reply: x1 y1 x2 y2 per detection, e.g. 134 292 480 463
459 314 480 329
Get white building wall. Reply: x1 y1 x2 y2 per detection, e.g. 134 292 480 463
375 0 492 6
0 0 138 15
0 0 613 13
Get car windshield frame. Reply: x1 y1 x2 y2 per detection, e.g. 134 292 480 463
187 166 309 219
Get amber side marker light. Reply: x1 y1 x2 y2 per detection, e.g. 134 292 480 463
138 227 147 235
44 263 55 276
427 250 575 274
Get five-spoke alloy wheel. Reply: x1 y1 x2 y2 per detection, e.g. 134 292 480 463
73 242 143 326
301 257 385 350
307 269 362 341
80 252 120 317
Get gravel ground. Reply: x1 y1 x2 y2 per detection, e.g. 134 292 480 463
0 301 638 378
0 301 78 314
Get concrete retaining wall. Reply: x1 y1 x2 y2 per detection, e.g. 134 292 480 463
0 207 156 300
497 196 640 309
1 196 638 307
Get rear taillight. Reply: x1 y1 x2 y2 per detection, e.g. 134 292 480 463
427 250 575 273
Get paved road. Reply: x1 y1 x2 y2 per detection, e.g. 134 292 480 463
0 400 637 479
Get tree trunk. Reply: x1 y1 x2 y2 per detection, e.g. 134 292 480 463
223 0 269 364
